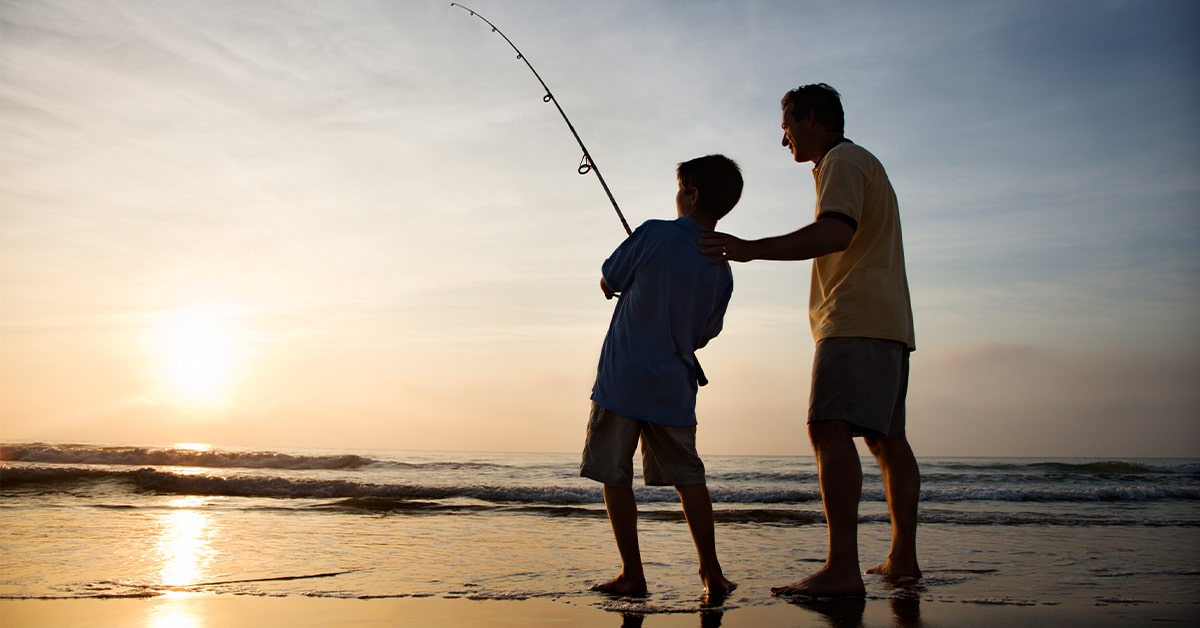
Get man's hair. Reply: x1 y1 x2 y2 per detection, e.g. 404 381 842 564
781 83 844 134
677 154 743 221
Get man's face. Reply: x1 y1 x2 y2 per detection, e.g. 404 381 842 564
781 103 812 163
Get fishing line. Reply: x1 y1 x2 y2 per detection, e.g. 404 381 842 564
451 4 708 385
450 3 632 236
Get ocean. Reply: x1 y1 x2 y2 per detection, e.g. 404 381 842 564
2 443 1198 621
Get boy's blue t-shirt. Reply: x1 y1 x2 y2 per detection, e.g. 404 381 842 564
590 216 733 427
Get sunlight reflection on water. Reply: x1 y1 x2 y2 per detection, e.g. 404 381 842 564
156 497 215 597
149 607 201 628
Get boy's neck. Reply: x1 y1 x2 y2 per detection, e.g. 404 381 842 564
680 211 717 231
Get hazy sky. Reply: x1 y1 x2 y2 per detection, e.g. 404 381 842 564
2 0 1197 457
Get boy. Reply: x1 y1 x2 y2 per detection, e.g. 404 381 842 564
581 154 742 597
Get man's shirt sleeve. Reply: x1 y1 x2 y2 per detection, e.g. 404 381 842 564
816 156 867 227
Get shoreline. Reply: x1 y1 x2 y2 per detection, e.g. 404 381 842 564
2 593 1195 627
4 450 1197 626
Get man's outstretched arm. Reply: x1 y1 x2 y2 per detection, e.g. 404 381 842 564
698 216 854 263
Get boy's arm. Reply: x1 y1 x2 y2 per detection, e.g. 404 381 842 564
600 277 617 300
600 222 649 294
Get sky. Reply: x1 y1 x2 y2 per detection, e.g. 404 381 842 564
2 0 1197 457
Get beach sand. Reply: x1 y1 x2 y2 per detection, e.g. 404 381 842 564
4 450 1198 626
2 594 1195 627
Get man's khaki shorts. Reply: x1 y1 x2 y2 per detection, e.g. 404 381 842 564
580 402 706 487
809 336 910 438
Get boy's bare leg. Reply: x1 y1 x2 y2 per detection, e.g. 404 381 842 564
675 483 737 595
772 420 866 597
864 436 922 578
591 484 648 596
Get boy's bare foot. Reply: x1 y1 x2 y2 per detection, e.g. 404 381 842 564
865 558 922 579
702 573 737 595
770 566 865 598
589 574 648 597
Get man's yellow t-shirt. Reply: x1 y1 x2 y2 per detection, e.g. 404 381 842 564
810 141 915 350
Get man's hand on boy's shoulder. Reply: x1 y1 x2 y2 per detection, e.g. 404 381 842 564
698 231 750 264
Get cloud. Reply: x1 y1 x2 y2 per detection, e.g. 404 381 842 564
2 1 1197 457
908 344 1200 457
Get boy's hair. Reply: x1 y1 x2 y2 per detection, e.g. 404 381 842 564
676 154 743 221
781 83 844 135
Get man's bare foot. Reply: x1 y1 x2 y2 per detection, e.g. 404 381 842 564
770 566 865 598
589 574 647 597
865 558 922 579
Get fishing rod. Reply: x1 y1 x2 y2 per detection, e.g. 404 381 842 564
451 4 708 386
450 3 632 236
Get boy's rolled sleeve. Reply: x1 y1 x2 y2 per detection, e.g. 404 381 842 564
600 223 648 292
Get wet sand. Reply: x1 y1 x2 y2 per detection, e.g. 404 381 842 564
2 593 1196 627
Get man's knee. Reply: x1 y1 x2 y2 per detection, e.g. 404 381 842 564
865 436 914 463
808 420 855 450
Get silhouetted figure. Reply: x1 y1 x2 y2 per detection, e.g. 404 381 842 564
583 155 744 597
699 83 921 597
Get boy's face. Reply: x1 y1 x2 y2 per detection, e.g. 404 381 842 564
675 175 698 218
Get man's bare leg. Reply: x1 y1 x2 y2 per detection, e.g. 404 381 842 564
676 483 737 594
864 436 922 578
591 485 648 596
772 420 866 597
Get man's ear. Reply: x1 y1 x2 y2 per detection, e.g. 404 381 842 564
685 185 700 208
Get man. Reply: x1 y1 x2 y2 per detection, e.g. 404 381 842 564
699 83 920 597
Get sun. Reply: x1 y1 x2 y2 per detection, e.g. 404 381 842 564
145 304 246 407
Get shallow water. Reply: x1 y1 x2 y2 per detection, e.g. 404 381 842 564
2 444 1198 621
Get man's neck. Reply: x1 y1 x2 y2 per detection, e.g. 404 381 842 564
813 135 850 166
